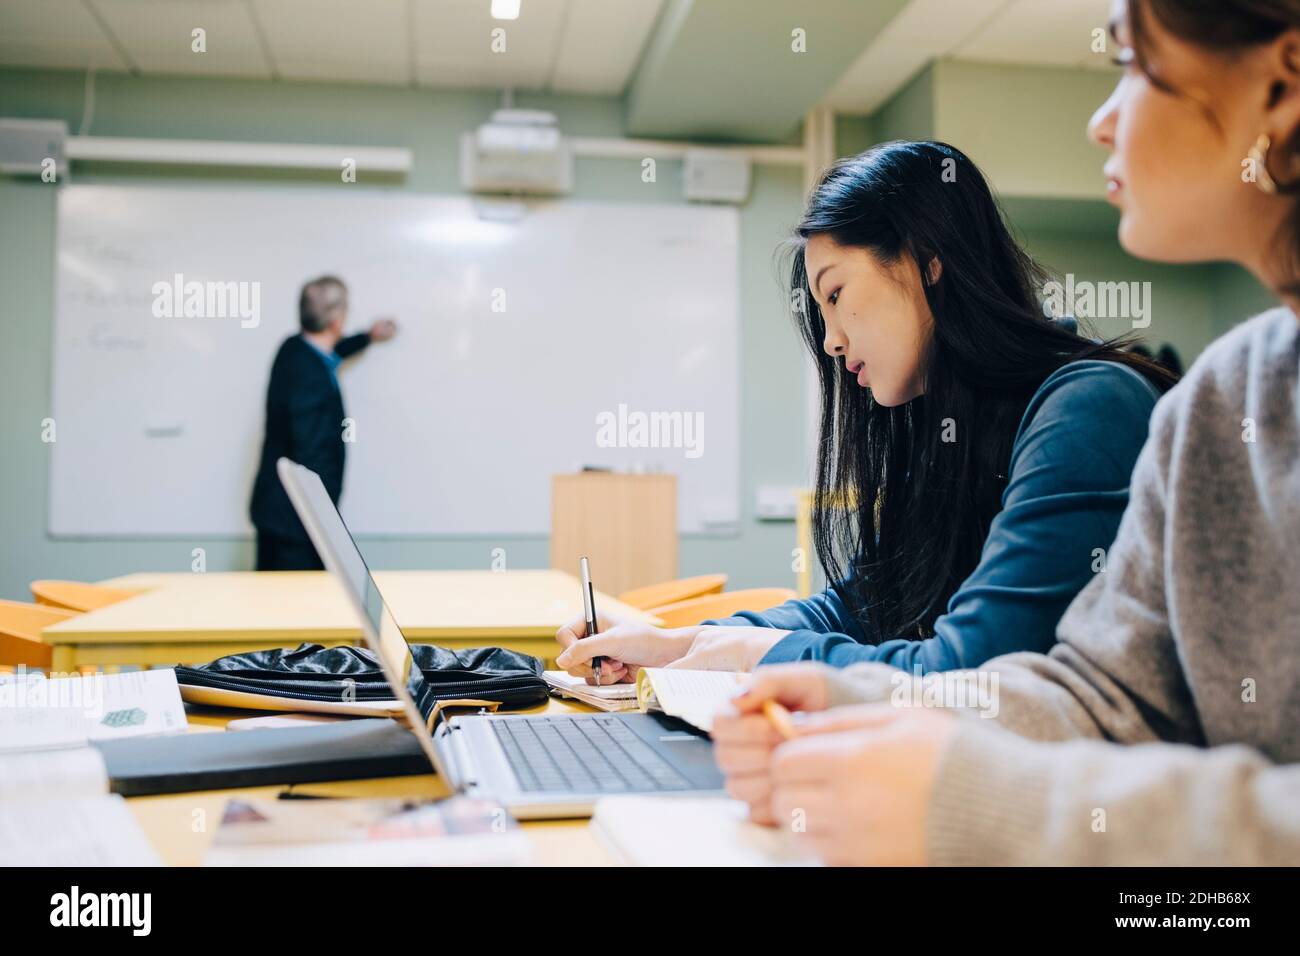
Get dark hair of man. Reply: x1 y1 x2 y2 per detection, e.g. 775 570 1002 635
299 276 348 333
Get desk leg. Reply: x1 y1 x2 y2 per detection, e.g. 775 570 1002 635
50 645 76 675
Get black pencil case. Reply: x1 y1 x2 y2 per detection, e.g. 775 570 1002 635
173 642 549 716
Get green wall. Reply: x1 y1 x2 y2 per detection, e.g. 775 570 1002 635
874 65 934 145
841 60 1273 361
1211 262 1280 335
0 67 810 600
1023 233 1217 364
934 60 1119 200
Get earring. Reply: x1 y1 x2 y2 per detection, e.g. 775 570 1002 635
1248 133 1279 194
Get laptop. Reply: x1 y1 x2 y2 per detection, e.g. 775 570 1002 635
277 457 725 819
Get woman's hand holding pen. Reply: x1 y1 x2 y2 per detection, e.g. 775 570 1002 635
554 612 698 684
556 617 791 682
667 626 789 672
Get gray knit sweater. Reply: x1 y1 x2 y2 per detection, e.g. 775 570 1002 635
825 308 1300 865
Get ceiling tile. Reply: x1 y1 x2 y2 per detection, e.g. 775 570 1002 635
0 0 129 71
255 0 410 85
0 0 1116 114
824 0 1005 114
412 0 568 91
550 0 663 96
89 0 272 78
954 0 1115 71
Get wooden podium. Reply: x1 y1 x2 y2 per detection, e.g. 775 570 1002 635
549 473 678 597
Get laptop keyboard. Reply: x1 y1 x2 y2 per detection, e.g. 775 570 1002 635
491 715 692 793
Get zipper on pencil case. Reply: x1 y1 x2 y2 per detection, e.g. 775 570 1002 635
175 669 546 702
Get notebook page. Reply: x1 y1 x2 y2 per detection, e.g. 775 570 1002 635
636 669 746 731
86 669 188 740
0 746 109 802
0 795 161 866
544 670 638 700
0 669 187 752
592 796 820 867
0 688 90 752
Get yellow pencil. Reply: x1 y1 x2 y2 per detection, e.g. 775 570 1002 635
762 699 798 741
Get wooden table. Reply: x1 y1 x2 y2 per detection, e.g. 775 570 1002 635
41 570 653 672
128 695 615 867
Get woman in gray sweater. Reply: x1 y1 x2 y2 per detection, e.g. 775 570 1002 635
711 0 1300 866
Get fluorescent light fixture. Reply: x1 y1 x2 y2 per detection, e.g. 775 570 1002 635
491 0 521 20
64 136 412 173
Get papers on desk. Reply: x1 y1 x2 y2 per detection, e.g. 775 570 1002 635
0 746 161 866
635 668 746 732
546 668 746 731
204 795 530 866
544 670 639 711
0 745 109 802
0 795 161 866
0 668 188 752
592 796 820 867
0 669 184 865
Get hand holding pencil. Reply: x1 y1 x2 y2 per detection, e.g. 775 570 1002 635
710 663 840 825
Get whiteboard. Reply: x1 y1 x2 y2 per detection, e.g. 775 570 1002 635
50 185 739 536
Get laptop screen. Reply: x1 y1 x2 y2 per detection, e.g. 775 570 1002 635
275 458 436 723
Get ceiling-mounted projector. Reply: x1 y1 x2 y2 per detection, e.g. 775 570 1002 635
460 108 573 196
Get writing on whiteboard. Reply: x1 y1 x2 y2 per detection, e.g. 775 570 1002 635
150 273 261 328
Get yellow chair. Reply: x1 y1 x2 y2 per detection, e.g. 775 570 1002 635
793 488 858 597
30 579 142 613
648 588 797 628
0 599 80 669
617 574 728 611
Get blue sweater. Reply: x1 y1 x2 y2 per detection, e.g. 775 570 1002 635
707 360 1161 673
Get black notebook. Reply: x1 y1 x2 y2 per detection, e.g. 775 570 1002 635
94 718 432 797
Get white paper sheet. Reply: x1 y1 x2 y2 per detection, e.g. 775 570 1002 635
0 794 161 866
0 668 187 752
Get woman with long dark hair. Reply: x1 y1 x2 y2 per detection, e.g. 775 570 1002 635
557 140 1176 680
714 0 1300 866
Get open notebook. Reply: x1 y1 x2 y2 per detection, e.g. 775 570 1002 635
543 670 639 711
592 796 820 867
0 669 187 865
544 668 746 731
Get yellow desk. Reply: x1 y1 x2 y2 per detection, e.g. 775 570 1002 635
41 570 654 672
128 696 615 867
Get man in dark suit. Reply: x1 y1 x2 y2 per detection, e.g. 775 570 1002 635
249 275 397 570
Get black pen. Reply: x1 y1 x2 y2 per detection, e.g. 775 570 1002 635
579 556 604 683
